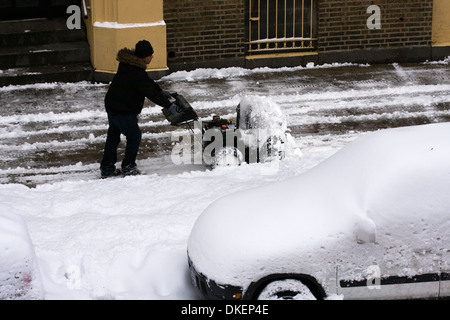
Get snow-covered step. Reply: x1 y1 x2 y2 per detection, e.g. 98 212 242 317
0 62 93 86
0 41 90 69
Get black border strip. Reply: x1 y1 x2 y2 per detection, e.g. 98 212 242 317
440 272 450 281
340 273 441 288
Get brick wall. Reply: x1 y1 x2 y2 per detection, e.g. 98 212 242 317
318 0 433 52
162 0 439 69
164 0 246 66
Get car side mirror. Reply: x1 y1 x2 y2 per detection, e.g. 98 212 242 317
356 215 377 244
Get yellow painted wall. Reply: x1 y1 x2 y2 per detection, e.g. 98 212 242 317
84 0 167 74
432 0 450 47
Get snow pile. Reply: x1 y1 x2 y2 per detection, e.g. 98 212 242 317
238 95 287 131
237 95 302 161
188 123 450 295
423 56 450 65
0 212 43 300
0 155 314 299
93 21 166 29
161 62 369 82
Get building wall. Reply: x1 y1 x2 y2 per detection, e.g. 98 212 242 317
164 0 246 70
317 0 438 64
85 0 449 80
163 0 448 70
318 0 433 52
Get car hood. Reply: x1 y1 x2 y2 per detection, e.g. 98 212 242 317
188 123 450 287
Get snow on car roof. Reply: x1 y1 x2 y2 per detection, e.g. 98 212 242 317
188 122 450 285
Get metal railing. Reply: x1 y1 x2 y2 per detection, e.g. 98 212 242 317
247 0 317 56
81 0 89 19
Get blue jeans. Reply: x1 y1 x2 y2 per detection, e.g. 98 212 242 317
100 112 142 174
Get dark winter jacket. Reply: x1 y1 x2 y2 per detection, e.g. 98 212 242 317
105 48 171 115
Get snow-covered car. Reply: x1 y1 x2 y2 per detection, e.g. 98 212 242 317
0 212 43 300
187 123 450 300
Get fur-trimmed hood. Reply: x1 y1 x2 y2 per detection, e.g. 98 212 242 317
105 47 172 114
116 48 147 70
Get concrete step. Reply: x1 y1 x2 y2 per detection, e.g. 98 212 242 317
0 16 93 85
0 1 75 21
0 41 91 69
0 62 94 87
0 17 86 47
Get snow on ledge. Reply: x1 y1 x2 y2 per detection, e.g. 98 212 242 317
93 21 166 29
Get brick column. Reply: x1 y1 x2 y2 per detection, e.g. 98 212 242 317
84 0 167 75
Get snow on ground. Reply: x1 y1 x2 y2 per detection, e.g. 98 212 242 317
0 60 449 299
188 122 450 298
2 158 314 299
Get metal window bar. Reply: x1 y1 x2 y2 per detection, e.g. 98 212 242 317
82 0 89 19
247 0 317 55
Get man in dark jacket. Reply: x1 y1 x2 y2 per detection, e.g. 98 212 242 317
100 40 182 178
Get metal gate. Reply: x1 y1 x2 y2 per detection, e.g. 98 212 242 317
246 0 317 56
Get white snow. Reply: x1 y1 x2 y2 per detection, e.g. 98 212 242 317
238 95 288 130
0 156 316 299
0 60 449 300
93 21 166 29
160 62 369 82
0 211 43 299
0 94 308 300
188 122 450 297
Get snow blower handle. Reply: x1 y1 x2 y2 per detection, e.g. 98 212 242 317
162 90 173 100
166 92 180 104
161 92 199 126
170 92 193 111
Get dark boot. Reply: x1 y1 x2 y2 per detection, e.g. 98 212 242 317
101 168 121 179
122 164 140 177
